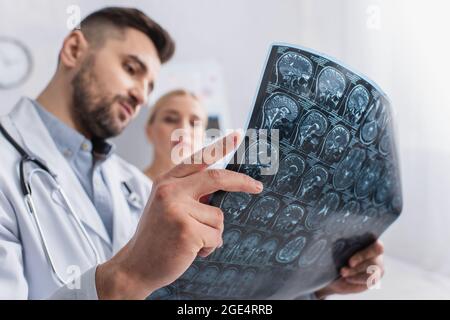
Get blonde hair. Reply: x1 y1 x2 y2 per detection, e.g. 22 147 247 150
147 89 202 125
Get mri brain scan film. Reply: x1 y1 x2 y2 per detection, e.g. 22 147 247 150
150 44 402 300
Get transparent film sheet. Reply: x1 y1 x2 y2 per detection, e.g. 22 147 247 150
150 44 402 300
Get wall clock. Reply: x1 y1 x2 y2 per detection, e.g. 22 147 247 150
0 37 33 89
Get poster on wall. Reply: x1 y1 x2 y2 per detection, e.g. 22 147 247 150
152 59 232 137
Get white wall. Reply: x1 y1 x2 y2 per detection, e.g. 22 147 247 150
0 0 305 169
1 0 450 292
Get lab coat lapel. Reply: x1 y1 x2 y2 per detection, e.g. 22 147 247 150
102 160 135 253
8 97 112 246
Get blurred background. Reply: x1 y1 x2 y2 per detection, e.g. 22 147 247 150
1 0 449 299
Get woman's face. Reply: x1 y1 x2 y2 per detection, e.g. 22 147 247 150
146 94 207 164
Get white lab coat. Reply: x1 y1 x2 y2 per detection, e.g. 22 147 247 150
0 97 152 299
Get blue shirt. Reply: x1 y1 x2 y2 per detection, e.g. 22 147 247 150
33 101 115 241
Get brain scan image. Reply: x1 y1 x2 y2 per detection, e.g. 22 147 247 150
344 85 370 125
273 204 305 234
247 196 280 227
325 200 360 234
374 166 395 205
333 148 366 190
294 110 328 153
262 93 299 139
298 239 327 267
173 264 200 294
354 159 384 198
221 192 252 221
231 233 262 264
316 67 346 111
276 52 313 95
210 229 242 262
208 267 239 297
248 238 279 265
276 236 307 264
240 138 279 180
298 165 329 202
189 266 220 295
305 192 340 230
162 44 402 300
273 154 305 194
378 131 391 156
320 125 351 164
360 97 388 145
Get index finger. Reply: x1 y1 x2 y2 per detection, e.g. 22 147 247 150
169 132 241 178
185 169 264 199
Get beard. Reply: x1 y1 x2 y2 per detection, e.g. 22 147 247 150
71 55 131 139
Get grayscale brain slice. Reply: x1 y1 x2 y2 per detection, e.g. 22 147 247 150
274 204 305 233
296 111 328 150
274 154 305 193
221 192 252 220
298 165 329 201
263 94 299 129
248 196 280 226
321 125 350 163
305 192 340 230
345 85 370 124
209 267 239 297
211 229 241 261
276 236 307 264
333 148 366 190
298 239 327 267
361 98 388 144
325 200 360 234
249 239 279 265
240 139 279 179
219 267 239 284
375 166 395 205
187 266 220 294
232 233 262 263
317 67 346 110
277 52 313 94
355 159 384 198
378 131 391 155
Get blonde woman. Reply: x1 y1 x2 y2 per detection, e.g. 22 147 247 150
144 89 208 181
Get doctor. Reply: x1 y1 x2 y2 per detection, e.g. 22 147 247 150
0 7 384 300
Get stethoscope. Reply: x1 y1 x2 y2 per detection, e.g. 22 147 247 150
0 123 142 285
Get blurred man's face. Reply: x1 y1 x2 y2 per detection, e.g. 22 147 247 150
71 27 161 139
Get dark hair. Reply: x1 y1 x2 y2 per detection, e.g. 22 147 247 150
80 7 175 63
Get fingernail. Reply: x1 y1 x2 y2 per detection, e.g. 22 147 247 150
255 181 263 191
